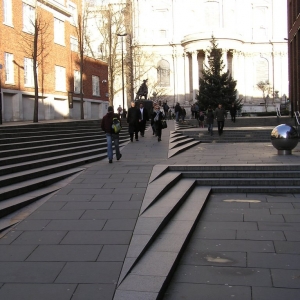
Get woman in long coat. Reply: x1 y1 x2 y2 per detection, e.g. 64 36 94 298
151 104 164 141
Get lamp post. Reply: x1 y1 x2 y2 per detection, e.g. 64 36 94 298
0 64 2 125
269 40 275 102
117 33 127 111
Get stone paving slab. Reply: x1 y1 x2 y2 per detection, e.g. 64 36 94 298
1 120 300 300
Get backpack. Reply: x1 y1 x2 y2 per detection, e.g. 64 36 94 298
112 117 122 133
199 114 204 121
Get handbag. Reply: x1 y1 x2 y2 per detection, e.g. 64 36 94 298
161 119 167 129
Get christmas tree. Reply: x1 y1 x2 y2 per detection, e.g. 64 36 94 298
197 37 242 111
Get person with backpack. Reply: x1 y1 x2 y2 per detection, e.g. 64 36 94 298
101 106 122 163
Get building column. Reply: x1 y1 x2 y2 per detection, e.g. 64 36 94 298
183 52 190 103
204 50 209 68
222 49 228 71
191 50 198 101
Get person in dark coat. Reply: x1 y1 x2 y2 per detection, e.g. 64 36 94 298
174 103 181 122
230 103 237 123
127 101 139 142
101 106 122 163
151 104 164 141
206 105 215 136
215 103 227 135
138 102 149 137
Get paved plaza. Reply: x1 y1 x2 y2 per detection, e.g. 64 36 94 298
0 121 300 300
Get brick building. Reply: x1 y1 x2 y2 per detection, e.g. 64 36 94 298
287 0 300 115
0 0 109 122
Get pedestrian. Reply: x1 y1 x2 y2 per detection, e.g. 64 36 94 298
215 103 227 135
168 108 172 120
122 108 127 119
230 103 237 123
206 105 215 135
175 102 181 122
101 106 122 163
127 101 139 142
199 111 205 128
152 104 164 141
138 102 149 137
191 104 195 119
117 105 122 117
194 103 200 121
181 107 186 122
163 102 169 116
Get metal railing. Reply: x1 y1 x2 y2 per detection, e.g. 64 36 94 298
276 107 281 124
294 111 300 136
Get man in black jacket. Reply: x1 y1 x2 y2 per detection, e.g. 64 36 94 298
138 102 149 137
101 106 122 163
127 101 139 142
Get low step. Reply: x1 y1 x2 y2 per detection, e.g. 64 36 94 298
168 140 201 158
0 168 84 201
114 186 210 300
118 178 196 285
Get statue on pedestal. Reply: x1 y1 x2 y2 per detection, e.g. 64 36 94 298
135 79 148 101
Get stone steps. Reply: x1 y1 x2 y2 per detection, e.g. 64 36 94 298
0 120 130 223
114 163 300 299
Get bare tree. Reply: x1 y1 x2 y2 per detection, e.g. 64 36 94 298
19 3 51 122
257 80 273 112
86 1 156 108
72 0 94 119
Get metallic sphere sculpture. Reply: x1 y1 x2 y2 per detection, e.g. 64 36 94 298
271 124 299 155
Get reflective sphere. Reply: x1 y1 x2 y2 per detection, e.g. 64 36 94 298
271 124 298 154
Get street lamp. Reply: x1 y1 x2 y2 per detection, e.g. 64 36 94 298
117 33 127 112
0 64 2 125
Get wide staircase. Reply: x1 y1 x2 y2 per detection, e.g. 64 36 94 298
176 116 296 143
0 119 130 231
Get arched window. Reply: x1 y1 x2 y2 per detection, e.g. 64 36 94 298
157 59 170 87
256 58 269 83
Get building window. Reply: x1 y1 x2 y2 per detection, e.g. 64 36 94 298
55 65 66 91
68 1 78 26
23 3 35 34
159 30 166 39
24 57 34 87
74 70 80 93
92 76 100 96
4 52 14 84
3 0 13 26
157 59 170 87
256 58 269 83
70 36 78 52
54 18 65 45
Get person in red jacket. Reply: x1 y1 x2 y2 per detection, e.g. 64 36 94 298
101 106 122 163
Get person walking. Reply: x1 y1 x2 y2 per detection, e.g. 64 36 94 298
194 103 200 121
117 105 122 117
199 111 205 128
127 101 139 142
181 107 186 122
230 103 237 123
206 105 215 136
215 103 227 135
138 102 149 137
101 106 122 163
175 103 181 122
152 104 164 141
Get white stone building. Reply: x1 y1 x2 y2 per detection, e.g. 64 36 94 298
127 0 288 112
